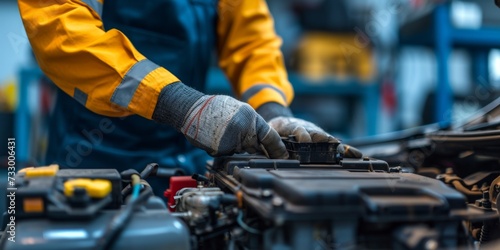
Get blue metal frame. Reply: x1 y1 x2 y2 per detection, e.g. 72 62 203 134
434 4 452 124
15 66 42 165
401 2 500 124
452 27 500 47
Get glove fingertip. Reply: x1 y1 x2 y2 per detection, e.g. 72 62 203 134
269 140 289 159
281 149 290 159
310 132 330 143
328 136 341 143
259 127 289 159
292 127 312 143
274 141 290 159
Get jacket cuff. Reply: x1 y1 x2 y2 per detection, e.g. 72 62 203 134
256 102 293 122
152 82 205 130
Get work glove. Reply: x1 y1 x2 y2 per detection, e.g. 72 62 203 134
269 117 338 143
152 82 288 159
257 102 363 158
257 102 336 143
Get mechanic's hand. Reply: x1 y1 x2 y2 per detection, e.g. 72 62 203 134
181 95 289 158
256 102 362 158
152 83 288 158
268 116 338 143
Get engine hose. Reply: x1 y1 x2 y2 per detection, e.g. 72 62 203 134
95 187 153 250
449 180 483 202
122 163 184 197
237 211 261 235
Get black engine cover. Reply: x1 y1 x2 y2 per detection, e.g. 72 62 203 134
209 156 471 249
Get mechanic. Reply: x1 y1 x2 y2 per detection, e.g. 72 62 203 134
18 0 335 195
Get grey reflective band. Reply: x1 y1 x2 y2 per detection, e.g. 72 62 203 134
74 88 88 106
241 84 287 103
81 0 103 17
111 59 160 108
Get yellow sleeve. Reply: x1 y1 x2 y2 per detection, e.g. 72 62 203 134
18 0 179 119
217 0 294 110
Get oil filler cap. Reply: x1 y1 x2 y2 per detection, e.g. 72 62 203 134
64 178 112 199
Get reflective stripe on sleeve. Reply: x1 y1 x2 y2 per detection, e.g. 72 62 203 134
111 59 160 108
241 84 287 104
74 88 88 106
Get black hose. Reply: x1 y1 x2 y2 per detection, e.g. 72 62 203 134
95 187 153 250
140 163 160 179
120 169 140 181
236 211 261 235
121 163 185 198
139 163 184 178
120 164 158 197
192 173 209 183
120 169 141 197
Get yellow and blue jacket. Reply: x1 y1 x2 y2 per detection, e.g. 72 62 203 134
19 0 293 118
18 0 293 176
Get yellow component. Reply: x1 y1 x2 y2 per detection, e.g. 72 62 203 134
18 167 35 173
25 164 59 177
64 178 112 199
236 190 243 208
5 81 17 111
0 79 17 112
296 32 376 82
23 197 44 213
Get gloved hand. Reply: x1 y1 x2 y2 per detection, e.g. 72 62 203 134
257 102 363 158
152 82 288 158
256 102 336 143
268 116 338 143
269 116 363 157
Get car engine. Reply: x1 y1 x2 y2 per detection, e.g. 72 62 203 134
2 99 500 250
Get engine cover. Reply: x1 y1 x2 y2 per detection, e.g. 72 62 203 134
209 155 476 249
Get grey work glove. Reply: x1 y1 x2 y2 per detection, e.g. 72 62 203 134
257 102 363 158
269 115 363 158
269 117 338 143
257 102 337 143
152 82 288 159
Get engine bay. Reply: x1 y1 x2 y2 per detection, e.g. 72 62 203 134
2 99 500 250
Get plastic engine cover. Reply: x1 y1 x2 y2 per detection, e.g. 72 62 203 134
233 167 467 221
209 157 473 249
